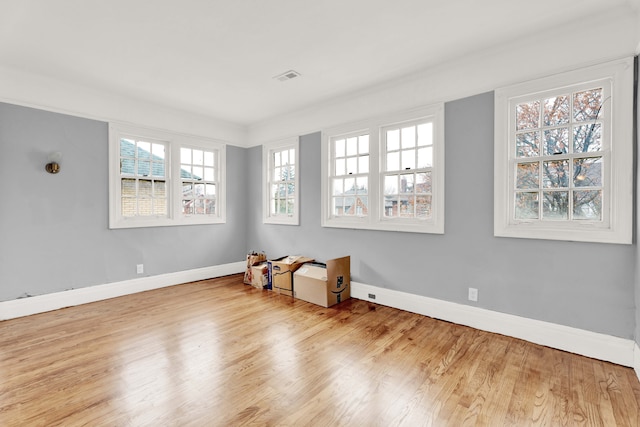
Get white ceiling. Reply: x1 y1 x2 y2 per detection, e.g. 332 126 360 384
0 0 638 127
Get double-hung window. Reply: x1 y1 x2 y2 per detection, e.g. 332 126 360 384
494 58 633 244
322 104 444 233
109 123 226 228
263 138 299 225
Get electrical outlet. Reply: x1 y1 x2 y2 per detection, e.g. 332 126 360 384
468 287 478 302
136 264 144 274
368 293 376 300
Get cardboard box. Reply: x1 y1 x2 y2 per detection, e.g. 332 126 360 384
293 256 350 307
248 262 268 289
269 255 314 296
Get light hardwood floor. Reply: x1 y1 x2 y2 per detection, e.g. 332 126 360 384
1 274 639 426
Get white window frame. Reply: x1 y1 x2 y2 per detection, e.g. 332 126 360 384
109 123 226 229
321 104 445 234
494 58 633 244
263 137 300 225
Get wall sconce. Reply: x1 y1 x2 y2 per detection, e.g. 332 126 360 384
45 152 62 174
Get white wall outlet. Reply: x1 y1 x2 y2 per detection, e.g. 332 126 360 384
468 287 478 302
136 264 144 274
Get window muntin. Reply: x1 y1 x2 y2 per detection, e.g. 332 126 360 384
494 58 633 244
331 133 369 217
263 138 300 225
322 104 445 234
109 123 226 229
180 147 218 216
513 87 605 222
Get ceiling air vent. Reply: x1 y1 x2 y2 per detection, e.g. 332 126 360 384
274 70 301 82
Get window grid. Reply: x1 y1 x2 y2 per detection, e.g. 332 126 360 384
119 138 167 218
180 147 217 216
331 133 369 217
382 121 434 219
513 87 605 222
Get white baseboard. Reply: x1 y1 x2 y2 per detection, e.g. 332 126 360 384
635 343 640 381
351 281 634 367
0 261 245 321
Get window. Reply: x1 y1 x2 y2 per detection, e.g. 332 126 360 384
322 104 444 233
263 138 299 225
494 58 633 244
109 123 226 229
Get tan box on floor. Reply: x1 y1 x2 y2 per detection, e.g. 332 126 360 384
293 256 350 307
249 262 268 289
269 255 314 296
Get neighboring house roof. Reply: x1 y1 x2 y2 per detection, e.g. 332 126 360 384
120 140 200 180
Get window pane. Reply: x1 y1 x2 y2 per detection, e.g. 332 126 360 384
543 95 570 126
573 88 603 122
287 199 295 215
400 173 414 193
204 167 215 181
193 149 203 165
416 196 432 219
138 141 151 159
153 198 166 216
183 183 193 198
153 181 166 197
181 148 191 164
332 178 344 196
335 139 345 157
384 195 397 217
384 176 398 195
542 160 569 188
401 149 415 170
138 197 152 216
516 162 539 189
417 123 433 146
121 178 136 195
274 151 281 167
122 197 137 217
355 177 368 194
194 183 205 196
344 197 355 215
387 151 400 171
346 137 358 156
333 197 344 216
280 150 289 166
401 126 416 149
417 147 432 168
399 197 412 217
152 160 165 178
335 158 345 176
120 138 135 157
182 200 194 215
273 166 282 181
192 166 203 180
573 124 602 152
346 157 357 174
121 158 135 175
416 172 432 193
516 101 540 131
151 143 165 159
344 177 355 194
573 190 602 220
359 135 369 154
516 132 540 157
181 165 192 179
204 151 214 166
139 180 152 196
289 149 295 165
359 155 369 174
387 129 400 151
542 192 568 219
205 184 216 196
574 157 602 187
206 200 216 215
543 128 568 156
515 192 539 219
137 160 150 176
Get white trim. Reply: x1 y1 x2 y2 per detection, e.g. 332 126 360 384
262 137 300 225
351 281 634 367
635 343 640 382
0 261 245 321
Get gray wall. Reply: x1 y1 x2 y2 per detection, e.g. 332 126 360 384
247 92 636 340
0 102 247 301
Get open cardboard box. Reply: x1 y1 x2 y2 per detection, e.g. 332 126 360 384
268 255 314 296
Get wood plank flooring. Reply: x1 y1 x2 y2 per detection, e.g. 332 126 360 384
1 274 639 426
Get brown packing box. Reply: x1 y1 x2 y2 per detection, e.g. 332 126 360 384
249 262 268 289
270 255 314 296
293 256 350 307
